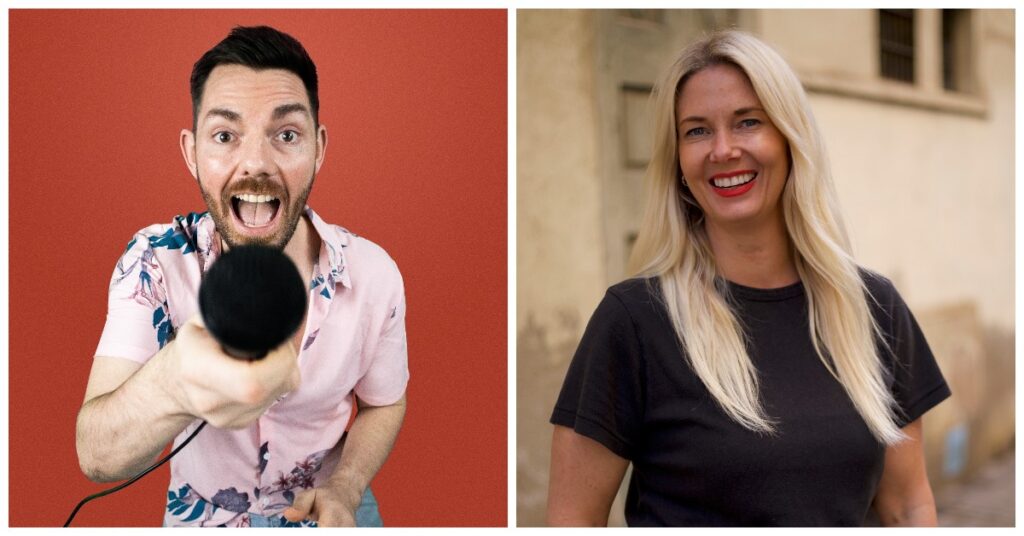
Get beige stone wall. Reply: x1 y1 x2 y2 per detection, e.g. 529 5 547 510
517 9 1014 526
759 10 879 80
516 10 606 527
802 11 1015 331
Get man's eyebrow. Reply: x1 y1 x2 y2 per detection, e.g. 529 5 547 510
273 103 310 121
205 108 241 122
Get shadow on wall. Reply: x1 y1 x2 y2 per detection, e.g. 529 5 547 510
517 309 581 527
515 300 1015 527
916 304 1015 491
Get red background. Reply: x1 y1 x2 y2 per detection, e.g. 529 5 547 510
9 10 507 527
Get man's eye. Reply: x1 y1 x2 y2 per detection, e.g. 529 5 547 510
215 132 233 143
279 130 298 143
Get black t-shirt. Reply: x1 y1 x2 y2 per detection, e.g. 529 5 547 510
551 273 951 527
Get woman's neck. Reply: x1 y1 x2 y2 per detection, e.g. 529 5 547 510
704 213 799 289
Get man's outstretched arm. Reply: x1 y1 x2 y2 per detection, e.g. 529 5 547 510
76 349 195 482
77 317 301 482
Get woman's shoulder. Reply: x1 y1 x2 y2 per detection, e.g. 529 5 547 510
606 276 663 308
858 267 902 308
858 267 915 335
588 277 668 332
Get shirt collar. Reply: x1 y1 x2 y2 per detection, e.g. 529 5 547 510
304 206 353 290
194 206 352 290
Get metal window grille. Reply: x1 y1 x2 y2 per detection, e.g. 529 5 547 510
879 9 915 83
942 9 969 92
619 10 663 24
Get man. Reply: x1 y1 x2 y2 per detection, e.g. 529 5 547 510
75 26 408 528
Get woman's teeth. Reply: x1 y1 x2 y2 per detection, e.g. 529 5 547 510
712 173 756 188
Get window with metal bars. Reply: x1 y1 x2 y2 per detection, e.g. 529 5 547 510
942 9 972 92
619 10 663 24
879 9 915 83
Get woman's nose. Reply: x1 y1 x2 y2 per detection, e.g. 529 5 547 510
709 131 741 163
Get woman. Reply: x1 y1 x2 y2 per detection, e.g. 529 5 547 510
548 30 951 527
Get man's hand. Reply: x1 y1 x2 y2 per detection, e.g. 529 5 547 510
166 315 301 429
282 485 361 527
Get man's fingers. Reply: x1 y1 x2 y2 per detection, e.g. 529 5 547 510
312 504 354 528
317 511 339 527
282 489 316 522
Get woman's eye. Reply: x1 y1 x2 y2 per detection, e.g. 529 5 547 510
739 118 761 128
279 130 298 143
214 132 233 143
685 127 709 137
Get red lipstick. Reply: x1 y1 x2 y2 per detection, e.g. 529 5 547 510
709 170 757 198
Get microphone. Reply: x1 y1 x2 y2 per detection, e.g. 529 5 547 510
198 245 307 360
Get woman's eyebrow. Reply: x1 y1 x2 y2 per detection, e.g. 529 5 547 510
678 106 765 126
678 114 704 126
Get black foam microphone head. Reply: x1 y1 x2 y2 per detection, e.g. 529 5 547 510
198 245 307 360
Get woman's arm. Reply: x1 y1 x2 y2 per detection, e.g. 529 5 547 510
547 424 630 526
871 419 939 526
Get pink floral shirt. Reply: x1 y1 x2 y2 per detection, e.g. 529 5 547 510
95 207 408 527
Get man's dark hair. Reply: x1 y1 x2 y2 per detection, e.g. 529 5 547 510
190 25 319 129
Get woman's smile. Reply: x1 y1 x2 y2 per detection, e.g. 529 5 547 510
676 63 789 230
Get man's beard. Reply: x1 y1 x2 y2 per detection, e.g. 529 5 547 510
197 173 314 250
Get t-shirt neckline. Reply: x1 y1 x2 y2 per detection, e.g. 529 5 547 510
724 278 805 302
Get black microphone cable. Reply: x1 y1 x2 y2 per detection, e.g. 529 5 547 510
64 244 307 526
63 421 207 527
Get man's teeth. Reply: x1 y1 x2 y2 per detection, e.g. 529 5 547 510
233 193 280 227
234 194 278 203
712 173 756 188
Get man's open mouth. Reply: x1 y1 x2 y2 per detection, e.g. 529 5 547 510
231 194 282 228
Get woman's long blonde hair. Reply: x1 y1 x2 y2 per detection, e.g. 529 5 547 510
629 30 906 445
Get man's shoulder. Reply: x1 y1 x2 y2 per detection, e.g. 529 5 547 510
316 219 403 287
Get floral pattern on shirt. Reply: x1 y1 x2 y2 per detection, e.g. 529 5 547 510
166 483 218 524
254 442 331 512
165 444 329 527
114 242 174 348
309 235 352 301
302 329 320 351
310 272 331 300
148 212 204 254
114 213 209 349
